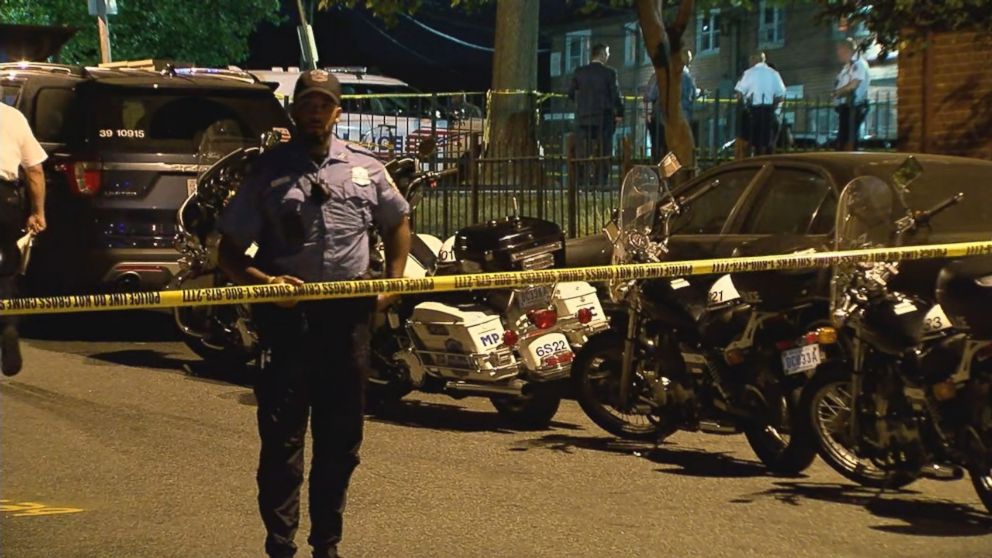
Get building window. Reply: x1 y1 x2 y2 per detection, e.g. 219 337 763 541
757 1 784 48
696 10 720 55
565 30 591 73
624 22 639 66
550 52 562 77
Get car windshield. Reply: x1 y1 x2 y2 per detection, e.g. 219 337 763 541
340 83 428 117
87 86 290 153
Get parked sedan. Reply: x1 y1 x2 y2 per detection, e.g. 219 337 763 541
567 153 992 284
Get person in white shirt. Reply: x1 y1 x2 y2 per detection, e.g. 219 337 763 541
833 38 871 151
734 52 786 156
0 100 48 376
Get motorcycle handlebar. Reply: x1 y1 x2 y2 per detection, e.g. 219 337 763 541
916 192 964 225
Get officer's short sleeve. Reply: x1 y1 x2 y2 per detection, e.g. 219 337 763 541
16 111 47 168
219 167 266 250
370 164 410 231
851 60 869 82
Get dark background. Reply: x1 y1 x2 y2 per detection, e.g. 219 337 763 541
245 0 627 92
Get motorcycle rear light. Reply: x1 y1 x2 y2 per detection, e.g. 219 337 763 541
527 309 558 330
541 355 560 367
724 349 746 366
776 340 795 351
816 327 838 345
577 307 594 324
804 332 820 346
502 329 519 347
57 161 101 196
558 351 574 364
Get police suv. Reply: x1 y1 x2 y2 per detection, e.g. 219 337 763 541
0 61 293 295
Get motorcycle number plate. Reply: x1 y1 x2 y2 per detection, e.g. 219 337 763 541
187 178 198 197
781 345 822 375
529 333 570 359
517 286 551 311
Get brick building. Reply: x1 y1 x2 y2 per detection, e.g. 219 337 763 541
898 31 992 159
545 2 898 155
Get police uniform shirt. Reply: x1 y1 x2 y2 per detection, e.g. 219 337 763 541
219 138 410 282
834 57 871 106
734 63 787 107
0 103 47 182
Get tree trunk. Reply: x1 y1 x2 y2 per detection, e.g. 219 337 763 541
635 0 697 170
489 0 539 158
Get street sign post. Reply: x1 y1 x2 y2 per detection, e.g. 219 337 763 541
88 0 118 64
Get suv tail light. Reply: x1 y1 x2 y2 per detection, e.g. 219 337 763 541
56 161 101 196
527 309 558 330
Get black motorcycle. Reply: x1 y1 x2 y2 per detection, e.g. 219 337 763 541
572 164 817 474
798 170 992 512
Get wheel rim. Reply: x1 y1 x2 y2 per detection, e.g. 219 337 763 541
811 379 885 477
583 351 657 431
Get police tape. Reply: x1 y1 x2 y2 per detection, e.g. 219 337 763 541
2 241 991 317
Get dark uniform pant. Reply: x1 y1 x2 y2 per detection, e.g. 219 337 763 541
253 297 374 558
575 113 615 190
0 180 24 335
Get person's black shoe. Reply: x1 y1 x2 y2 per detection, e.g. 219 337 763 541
2 326 22 376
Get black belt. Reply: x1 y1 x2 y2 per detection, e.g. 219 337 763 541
0 179 17 189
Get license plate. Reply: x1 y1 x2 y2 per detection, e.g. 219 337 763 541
782 345 822 375
517 286 551 310
186 178 198 197
528 333 571 360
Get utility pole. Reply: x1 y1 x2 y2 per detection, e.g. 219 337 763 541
88 0 117 64
295 0 319 70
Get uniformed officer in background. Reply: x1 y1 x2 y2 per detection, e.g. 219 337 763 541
0 99 48 376
734 52 787 157
217 69 411 558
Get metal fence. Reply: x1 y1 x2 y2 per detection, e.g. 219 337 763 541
331 90 897 239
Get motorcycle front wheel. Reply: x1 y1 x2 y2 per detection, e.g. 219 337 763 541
743 385 817 475
173 272 259 367
971 469 992 514
490 387 561 430
800 362 917 489
571 332 678 442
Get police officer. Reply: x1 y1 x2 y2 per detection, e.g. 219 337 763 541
832 38 871 151
0 100 48 376
217 69 411 558
734 52 786 157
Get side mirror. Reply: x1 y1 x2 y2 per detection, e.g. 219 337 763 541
893 155 923 191
417 137 438 159
659 152 682 179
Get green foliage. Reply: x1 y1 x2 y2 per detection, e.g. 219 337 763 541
817 1 992 50
0 0 282 66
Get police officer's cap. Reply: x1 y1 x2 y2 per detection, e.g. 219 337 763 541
293 69 342 105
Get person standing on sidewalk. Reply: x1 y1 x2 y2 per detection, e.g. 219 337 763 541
569 43 624 187
0 101 48 376
218 69 411 558
734 52 786 157
832 38 871 151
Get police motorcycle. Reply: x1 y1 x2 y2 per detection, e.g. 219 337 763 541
571 160 818 473
797 167 992 511
367 193 609 429
171 124 279 364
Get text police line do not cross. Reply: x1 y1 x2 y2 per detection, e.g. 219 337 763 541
1 241 991 317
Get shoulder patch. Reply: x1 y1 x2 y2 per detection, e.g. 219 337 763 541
344 141 375 157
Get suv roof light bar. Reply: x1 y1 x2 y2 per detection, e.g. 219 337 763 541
0 62 83 77
172 67 258 84
325 66 367 75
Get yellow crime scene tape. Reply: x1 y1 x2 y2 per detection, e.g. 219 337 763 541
2 241 991 317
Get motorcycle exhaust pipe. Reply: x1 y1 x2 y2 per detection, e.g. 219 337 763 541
443 379 527 398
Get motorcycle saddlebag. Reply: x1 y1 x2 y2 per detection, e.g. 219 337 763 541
454 216 564 272
937 255 992 338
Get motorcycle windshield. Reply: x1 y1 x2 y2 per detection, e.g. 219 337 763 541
618 166 661 236
834 176 905 251
831 176 908 315
195 121 257 179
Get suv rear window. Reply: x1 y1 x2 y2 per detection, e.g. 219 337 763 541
87 87 290 153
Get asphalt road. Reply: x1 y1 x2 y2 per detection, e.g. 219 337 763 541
2 312 991 558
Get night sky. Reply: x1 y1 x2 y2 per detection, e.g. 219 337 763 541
245 1 627 92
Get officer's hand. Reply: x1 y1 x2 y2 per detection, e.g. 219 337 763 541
376 293 400 311
268 275 304 308
26 213 46 234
